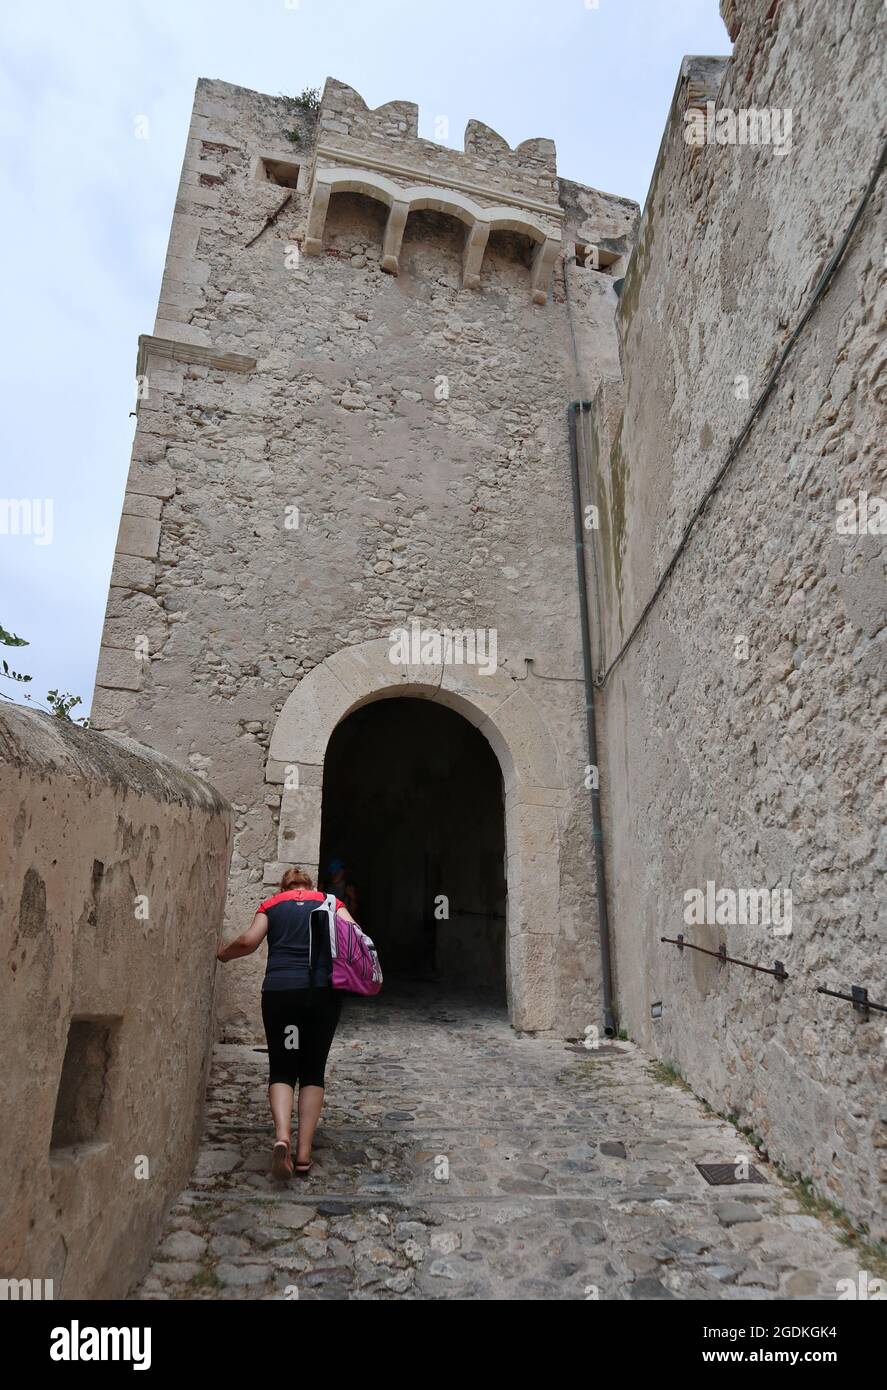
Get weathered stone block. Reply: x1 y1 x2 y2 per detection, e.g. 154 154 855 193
94 645 145 692
109 553 156 592
116 514 161 560
122 492 163 521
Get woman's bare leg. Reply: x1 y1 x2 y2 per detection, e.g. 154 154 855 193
296 1085 324 1164
269 1083 295 1143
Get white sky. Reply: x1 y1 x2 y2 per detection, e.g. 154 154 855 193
0 0 729 716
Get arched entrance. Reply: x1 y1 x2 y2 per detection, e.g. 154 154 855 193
318 698 507 1001
264 639 568 1031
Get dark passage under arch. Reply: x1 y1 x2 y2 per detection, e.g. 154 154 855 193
318 697 506 1002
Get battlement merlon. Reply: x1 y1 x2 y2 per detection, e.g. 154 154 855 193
306 78 564 299
317 77 559 201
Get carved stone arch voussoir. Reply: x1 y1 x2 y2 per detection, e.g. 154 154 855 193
303 166 401 256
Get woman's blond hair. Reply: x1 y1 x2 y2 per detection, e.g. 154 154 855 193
279 867 314 891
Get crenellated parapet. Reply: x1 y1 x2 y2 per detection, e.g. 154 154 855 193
304 78 564 303
318 79 558 193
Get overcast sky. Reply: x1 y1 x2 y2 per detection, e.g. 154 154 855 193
0 0 729 717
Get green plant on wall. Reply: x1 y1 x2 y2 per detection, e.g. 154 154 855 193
1 623 89 726
281 86 320 145
0 623 29 683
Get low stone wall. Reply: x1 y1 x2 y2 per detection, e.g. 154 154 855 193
0 704 231 1298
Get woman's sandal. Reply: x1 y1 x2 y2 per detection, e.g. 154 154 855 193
271 1139 293 1181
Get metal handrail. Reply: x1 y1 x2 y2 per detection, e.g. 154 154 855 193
660 934 788 980
816 985 887 1019
661 937 886 1018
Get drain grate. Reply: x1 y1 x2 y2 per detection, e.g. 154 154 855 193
696 1162 767 1186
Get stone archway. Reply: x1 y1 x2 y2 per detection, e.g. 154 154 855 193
264 639 567 1031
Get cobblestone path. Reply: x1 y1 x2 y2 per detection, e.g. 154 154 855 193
136 986 861 1300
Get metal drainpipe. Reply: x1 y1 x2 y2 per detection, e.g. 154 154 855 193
568 400 616 1036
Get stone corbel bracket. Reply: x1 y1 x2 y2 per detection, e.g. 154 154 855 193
303 165 562 304
136 334 258 382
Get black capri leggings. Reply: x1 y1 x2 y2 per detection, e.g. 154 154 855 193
261 987 342 1089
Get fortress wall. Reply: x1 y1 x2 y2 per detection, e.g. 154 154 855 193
0 704 231 1297
589 0 886 1235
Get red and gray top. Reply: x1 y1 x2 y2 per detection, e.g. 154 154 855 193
258 888 346 992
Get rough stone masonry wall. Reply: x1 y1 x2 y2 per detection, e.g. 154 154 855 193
587 0 885 1237
91 76 638 1040
0 704 231 1297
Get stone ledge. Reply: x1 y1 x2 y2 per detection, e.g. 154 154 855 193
136 334 257 380
316 144 565 222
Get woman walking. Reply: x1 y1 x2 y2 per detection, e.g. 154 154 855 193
217 867 352 1180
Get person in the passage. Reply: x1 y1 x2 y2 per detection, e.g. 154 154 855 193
324 857 359 918
216 866 353 1179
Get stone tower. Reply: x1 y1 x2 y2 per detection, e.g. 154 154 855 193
92 76 638 1038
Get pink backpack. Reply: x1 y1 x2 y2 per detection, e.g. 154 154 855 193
315 895 383 995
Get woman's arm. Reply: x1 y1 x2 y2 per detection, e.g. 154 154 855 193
217 912 269 963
